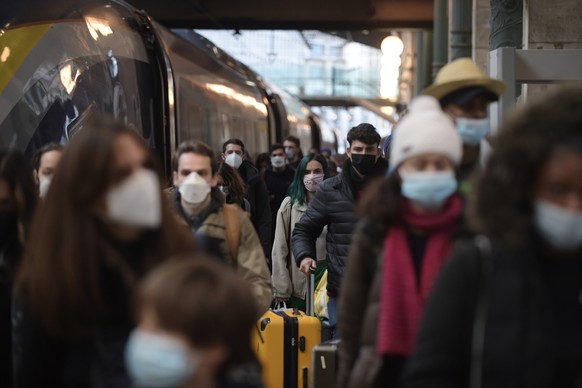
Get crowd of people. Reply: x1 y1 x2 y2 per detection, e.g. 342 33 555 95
1 57 582 388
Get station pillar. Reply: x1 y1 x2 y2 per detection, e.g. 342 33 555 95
432 0 448 80
416 31 433 96
450 0 472 60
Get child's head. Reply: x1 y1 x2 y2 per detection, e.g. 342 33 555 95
125 257 259 387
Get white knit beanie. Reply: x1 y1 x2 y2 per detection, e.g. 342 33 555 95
389 96 462 171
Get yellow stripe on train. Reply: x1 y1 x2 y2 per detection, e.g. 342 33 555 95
0 23 52 94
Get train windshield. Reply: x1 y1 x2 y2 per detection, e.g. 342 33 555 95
0 1 163 159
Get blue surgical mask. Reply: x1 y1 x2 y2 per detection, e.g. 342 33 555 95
285 149 296 159
125 329 196 387
534 200 582 251
456 117 490 146
400 170 457 209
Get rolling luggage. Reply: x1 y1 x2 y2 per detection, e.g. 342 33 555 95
311 339 340 388
253 273 321 388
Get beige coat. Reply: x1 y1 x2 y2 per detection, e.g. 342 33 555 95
199 206 273 312
271 196 327 300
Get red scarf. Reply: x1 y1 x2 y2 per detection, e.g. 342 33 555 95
377 195 463 356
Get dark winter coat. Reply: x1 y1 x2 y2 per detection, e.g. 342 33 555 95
238 161 272 258
337 221 385 388
0 242 20 388
402 236 582 388
12 235 151 388
291 158 388 295
262 165 295 242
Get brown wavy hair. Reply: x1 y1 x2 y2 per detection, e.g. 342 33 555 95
218 162 246 205
469 86 582 247
15 119 196 336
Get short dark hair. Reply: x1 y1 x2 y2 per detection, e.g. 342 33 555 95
173 140 217 175
255 152 270 169
347 123 381 147
138 257 259 366
31 143 64 171
269 143 284 154
284 135 300 148
222 138 245 153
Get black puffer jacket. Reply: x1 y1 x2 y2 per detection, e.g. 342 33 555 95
292 158 388 294
238 161 272 258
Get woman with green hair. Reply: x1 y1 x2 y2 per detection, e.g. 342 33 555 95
271 154 329 311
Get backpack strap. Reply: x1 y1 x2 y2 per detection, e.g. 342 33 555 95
222 204 241 266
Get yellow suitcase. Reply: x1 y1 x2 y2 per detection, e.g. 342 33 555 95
253 308 321 388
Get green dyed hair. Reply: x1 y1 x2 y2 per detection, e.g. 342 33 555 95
288 154 329 206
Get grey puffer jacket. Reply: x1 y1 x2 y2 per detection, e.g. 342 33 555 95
291 158 388 295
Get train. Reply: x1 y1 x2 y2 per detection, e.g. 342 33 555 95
0 0 339 176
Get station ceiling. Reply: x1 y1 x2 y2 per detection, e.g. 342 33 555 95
127 0 433 48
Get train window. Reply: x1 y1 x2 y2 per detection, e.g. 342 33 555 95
181 104 204 141
221 113 231 141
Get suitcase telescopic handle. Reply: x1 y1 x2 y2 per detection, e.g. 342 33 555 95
306 267 315 317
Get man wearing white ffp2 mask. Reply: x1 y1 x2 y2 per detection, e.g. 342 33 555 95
179 172 211 207
263 144 295 251
172 140 273 312
221 138 272 260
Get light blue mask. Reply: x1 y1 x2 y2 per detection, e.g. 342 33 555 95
125 329 195 388
456 117 490 146
534 200 582 251
400 170 457 209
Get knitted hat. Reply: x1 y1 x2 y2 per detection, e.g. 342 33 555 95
389 96 462 171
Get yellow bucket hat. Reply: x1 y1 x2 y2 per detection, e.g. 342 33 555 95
422 58 507 101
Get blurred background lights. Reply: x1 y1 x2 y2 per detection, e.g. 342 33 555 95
381 35 404 56
380 35 403 100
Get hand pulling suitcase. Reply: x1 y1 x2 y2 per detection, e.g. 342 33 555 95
311 339 340 388
253 272 321 388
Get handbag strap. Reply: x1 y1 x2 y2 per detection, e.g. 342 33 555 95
470 234 493 388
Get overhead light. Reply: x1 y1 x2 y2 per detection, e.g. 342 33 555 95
381 35 404 56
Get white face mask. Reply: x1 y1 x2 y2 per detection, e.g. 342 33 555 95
534 199 582 251
225 153 243 169
39 176 52 198
106 169 162 229
179 172 211 206
271 155 285 169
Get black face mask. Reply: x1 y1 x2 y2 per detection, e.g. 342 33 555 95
0 211 18 249
350 154 377 175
